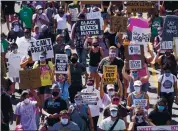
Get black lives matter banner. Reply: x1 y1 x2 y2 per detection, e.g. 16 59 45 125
79 19 101 36
30 38 54 61
55 54 68 74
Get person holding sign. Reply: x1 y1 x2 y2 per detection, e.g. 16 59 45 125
33 51 54 107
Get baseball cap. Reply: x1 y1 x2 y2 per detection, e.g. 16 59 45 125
134 80 142 86
107 84 115 90
65 45 71 50
36 5 43 10
110 104 118 111
51 84 60 90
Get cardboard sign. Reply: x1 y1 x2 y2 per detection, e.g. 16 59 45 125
30 38 54 61
133 99 147 108
162 15 178 42
86 11 101 20
110 16 128 32
103 65 117 84
132 26 151 45
69 8 79 21
174 37 178 59
8 54 21 77
79 19 101 36
137 125 178 131
127 2 153 13
124 45 145 69
78 92 98 105
128 18 149 32
55 54 68 74
19 68 41 89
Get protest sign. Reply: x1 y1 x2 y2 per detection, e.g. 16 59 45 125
137 125 178 131
30 38 54 61
103 65 117 84
174 37 178 59
132 26 151 45
162 15 178 45
55 54 68 74
133 99 147 108
160 41 173 53
124 45 144 69
69 8 79 21
127 2 153 13
79 19 101 36
110 16 128 32
86 11 101 20
19 68 41 89
8 54 21 77
128 18 149 32
78 92 98 105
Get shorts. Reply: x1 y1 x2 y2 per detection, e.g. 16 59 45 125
89 66 98 73
38 86 51 95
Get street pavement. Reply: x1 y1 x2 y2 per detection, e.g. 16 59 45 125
1 3 178 130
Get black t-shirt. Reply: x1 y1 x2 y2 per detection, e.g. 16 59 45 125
104 32 117 47
7 30 24 42
1 92 13 123
43 97 67 126
148 110 171 125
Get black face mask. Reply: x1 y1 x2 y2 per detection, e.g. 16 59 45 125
52 92 59 97
155 14 159 17
71 57 78 63
24 32 31 38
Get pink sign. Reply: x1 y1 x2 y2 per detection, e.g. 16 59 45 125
128 18 149 31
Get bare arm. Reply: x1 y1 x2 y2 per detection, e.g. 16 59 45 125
140 65 150 81
100 47 104 59
107 2 112 15
117 77 123 98
122 64 130 81
100 76 104 99
145 93 150 109
42 108 51 117
16 115 20 125
158 82 161 97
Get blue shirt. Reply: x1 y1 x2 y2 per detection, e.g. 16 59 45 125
57 81 70 100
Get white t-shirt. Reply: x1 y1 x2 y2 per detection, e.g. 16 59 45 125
102 93 111 108
81 88 103 117
99 117 126 131
54 14 68 30
158 73 177 93
15 101 37 130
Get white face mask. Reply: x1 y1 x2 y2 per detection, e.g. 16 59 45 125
24 98 30 104
110 110 118 117
86 85 94 92
134 86 141 93
13 25 20 32
61 118 68 125
108 91 115 97
39 9 43 14
109 53 116 57
13 49 18 54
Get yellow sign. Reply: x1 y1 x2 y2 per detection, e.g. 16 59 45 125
103 65 117 84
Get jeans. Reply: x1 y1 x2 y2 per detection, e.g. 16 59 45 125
160 92 174 116
76 48 87 67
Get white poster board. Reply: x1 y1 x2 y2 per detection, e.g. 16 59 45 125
55 54 68 74
132 26 151 45
30 38 54 61
69 8 79 21
174 37 178 58
8 53 21 77
137 125 178 131
79 92 98 105
128 45 141 55
129 60 142 69
133 99 147 108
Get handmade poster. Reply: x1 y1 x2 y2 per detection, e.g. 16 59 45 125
162 15 178 45
30 38 54 61
69 8 79 21
16 37 36 57
19 68 41 89
127 2 153 13
110 16 128 32
128 18 149 31
137 125 178 131
103 65 117 84
78 92 98 105
55 54 68 74
132 26 151 45
160 41 173 53
124 45 144 69
86 11 101 19
173 37 178 59
133 99 147 108
8 54 21 77
79 19 101 36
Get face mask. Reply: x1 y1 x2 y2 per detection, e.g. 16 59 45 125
40 57 46 62
13 49 18 53
24 98 30 104
115 9 119 13
108 91 115 96
86 85 94 92
39 9 43 14
61 118 68 125
24 32 31 38
134 86 141 93
157 105 165 111
58 77 65 83
75 100 82 105
109 53 116 57
52 92 59 97
13 25 20 32
110 110 118 117
132 72 138 78
65 50 71 56
71 57 78 63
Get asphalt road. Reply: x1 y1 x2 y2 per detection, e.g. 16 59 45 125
1 3 178 130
